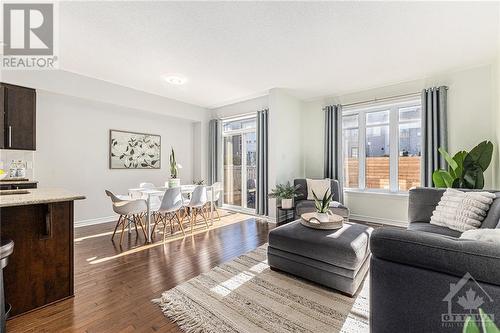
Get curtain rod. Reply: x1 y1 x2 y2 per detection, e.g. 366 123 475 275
340 91 421 108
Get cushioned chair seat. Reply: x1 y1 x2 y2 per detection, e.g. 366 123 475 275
407 222 462 238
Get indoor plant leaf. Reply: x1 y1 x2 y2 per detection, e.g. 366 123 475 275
479 308 500 333
463 316 481 333
439 147 459 172
452 151 468 179
433 170 454 188
468 141 494 171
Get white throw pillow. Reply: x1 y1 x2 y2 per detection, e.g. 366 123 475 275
430 189 496 232
306 178 331 200
460 229 500 243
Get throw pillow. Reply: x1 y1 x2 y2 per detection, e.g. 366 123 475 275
306 178 331 200
430 188 496 232
460 229 500 243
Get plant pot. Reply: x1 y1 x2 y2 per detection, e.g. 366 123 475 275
281 198 293 209
314 212 330 223
168 178 181 188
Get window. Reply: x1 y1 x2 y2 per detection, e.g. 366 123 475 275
342 98 422 192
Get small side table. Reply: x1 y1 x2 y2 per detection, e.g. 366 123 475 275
276 205 296 226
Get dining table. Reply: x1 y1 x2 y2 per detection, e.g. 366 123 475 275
127 184 215 243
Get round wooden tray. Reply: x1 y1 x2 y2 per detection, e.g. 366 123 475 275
300 212 343 230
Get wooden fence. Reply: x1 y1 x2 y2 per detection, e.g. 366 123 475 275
345 156 420 190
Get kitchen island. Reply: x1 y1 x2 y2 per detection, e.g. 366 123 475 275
0 188 85 317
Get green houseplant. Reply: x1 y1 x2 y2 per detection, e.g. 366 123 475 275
268 182 300 209
463 308 500 333
312 189 334 223
433 140 494 189
168 147 182 188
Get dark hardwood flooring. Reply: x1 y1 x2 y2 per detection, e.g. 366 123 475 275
7 212 271 332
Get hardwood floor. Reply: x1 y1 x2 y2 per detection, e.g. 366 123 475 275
7 211 272 332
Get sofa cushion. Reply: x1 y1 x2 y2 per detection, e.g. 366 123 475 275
408 222 462 238
295 200 349 218
268 220 372 271
370 227 500 286
481 193 500 229
430 189 496 232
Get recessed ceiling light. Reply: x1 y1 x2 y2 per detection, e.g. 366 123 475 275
163 74 187 85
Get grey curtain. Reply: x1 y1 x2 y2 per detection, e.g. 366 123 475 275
256 109 269 216
324 104 344 203
208 119 220 185
421 86 448 187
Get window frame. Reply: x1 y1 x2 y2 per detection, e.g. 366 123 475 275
342 97 422 193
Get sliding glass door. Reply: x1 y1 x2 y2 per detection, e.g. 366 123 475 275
222 116 257 212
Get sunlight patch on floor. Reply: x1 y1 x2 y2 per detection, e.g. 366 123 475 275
210 271 255 297
86 213 255 265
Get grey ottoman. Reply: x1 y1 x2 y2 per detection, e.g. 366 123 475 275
268 220 372 296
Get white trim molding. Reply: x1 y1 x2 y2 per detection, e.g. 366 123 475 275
349 214 408 227
74 215 118 228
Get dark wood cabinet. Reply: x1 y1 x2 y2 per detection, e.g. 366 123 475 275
0 201 74 317
0 83 36 150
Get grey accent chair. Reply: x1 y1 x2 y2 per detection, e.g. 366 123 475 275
370 187 500 333
293 179 349 219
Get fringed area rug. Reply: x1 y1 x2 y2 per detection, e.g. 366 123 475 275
153 245 369 333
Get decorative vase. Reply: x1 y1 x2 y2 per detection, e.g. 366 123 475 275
281 198 293 209
168 178 181 188
314 212 330 223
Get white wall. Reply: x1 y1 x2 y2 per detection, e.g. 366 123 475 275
268 89 304 218
1 70 209 225
211 95 269 119
34 91 195 224
301 64 497 225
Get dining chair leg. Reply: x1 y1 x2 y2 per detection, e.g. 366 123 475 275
175 211 185 235
135 215 147 239
190 209 197 233
119 216 127 246
214 206 221 221
133 214 139 236
199 208 209 229
111 215 123 240
151 213 160 237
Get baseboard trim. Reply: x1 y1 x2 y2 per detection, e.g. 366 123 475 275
349 214 408 227
75 215 118 228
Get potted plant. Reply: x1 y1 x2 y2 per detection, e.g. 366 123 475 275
168 147 182 188
312 189 334 223
433 140 494 189
268 182 300 209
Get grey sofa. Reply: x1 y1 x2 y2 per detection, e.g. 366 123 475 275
293 179 349 219
370 187 500 333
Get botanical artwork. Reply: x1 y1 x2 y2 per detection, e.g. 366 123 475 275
109 130 161 169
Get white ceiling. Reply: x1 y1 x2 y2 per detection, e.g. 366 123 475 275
59 1 499 108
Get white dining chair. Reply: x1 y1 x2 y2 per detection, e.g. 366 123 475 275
205 182 222 221
185 185 209 232
152 187 186 240
106 190 148 245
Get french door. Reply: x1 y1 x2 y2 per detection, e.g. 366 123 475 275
222 116 257 212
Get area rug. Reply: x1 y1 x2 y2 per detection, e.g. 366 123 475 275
153 245 369 333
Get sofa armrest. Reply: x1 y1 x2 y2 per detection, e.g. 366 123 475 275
370 227 500 285
408 187 445 224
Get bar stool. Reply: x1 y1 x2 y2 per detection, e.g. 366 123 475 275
1 239 14 333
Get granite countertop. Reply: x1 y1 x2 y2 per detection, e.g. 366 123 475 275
0 179 39 185
0 188 85 207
